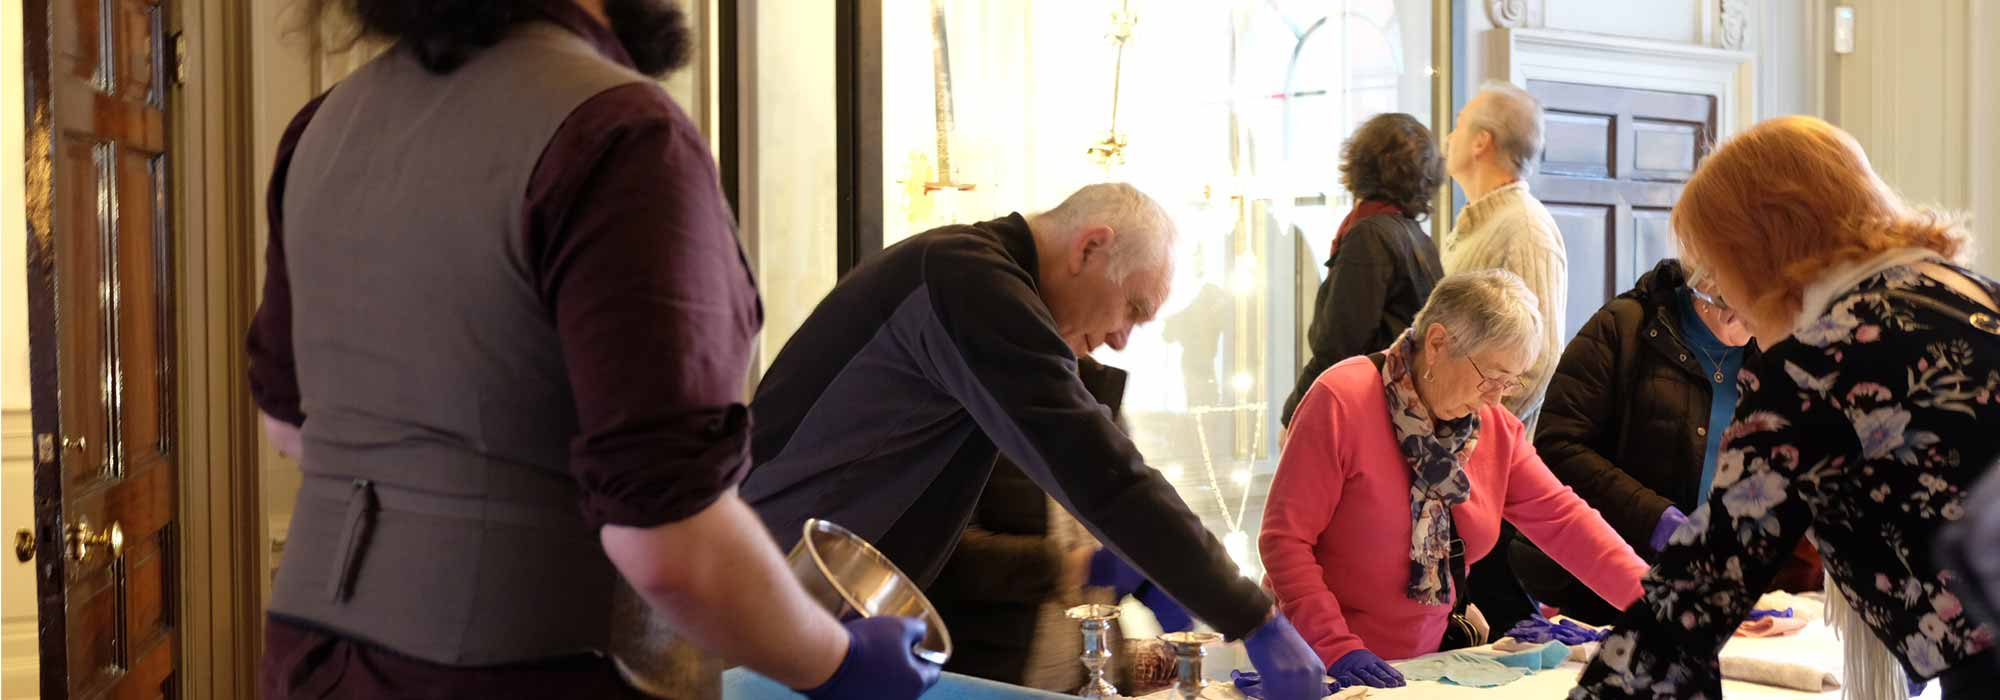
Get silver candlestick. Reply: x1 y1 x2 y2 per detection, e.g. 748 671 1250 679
1159 631 1223 700
1066 604 1122 699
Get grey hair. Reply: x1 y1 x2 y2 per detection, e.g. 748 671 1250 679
1031 182 1178 283
1411 269 1543 363
1466 80 1546 177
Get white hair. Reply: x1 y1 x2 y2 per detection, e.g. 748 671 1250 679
1466 80 1546 177
1031 183 1178 284
1412 269 1543 363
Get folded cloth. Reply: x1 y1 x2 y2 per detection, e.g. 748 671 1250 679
1490 641 1571 672
1392 652 1527 688
1504 615 1605 645
1736 615 1812 638
1227 669 1341 699
1720 656 1841 692
1754 591 1826 622
1495 636 1598 663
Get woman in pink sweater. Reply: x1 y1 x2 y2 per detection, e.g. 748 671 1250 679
1261 270 1648 688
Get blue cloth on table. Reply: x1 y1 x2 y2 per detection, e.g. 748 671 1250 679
1505 614 1605 645
1391 642 1571 688
723 668 1079 700
1491 641 1570 673
1229 669 1340 699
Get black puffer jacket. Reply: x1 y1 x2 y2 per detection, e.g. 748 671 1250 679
1281 213 1443 425
1510 259 1764 617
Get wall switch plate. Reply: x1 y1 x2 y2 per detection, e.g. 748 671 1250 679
1835 6 1857 54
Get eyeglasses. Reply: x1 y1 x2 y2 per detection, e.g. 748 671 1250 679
1688 286 1732 312
1465 355 1529 396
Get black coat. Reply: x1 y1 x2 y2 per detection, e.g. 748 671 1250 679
928 360 1127 685
1510 259 1763 617
1282 214 1442 425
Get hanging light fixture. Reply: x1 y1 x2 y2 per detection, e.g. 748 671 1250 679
1086 0 1137 168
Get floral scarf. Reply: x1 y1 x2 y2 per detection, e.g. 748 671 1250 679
1379 329 1481 605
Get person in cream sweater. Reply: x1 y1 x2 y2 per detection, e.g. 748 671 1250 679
1440 81 1567 438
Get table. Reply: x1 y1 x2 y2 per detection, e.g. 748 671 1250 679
723 620 1945 700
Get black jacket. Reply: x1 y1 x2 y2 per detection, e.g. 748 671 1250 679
929 360 1127 685
1281 214 1443 425
1511 259 1763 613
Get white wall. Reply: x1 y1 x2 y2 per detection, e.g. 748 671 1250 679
1819 0 1997 275
2 1 40 695
1461 0 1812 121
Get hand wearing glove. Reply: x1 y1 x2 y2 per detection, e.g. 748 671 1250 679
1649 506 1689 552
1135 583 1195 632
1241 612 1330 700
1328 648 1404 688
1086 548 1147 598
1230 669 1341 699
801 616 942 700
1505 615 1605 645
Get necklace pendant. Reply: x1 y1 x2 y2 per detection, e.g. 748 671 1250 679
1714 370 1725 384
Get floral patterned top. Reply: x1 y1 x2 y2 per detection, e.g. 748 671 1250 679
1572 263 2000 699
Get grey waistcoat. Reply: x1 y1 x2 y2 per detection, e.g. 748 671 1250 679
268 23 649 666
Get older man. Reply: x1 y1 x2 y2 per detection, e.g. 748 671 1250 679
1441 80 1570 636
743 183 1327 699
1442 81 1567 435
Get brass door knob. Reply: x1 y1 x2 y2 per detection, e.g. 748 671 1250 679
64 518 122 566
14 529 33 563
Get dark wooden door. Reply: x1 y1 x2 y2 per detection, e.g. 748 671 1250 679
1525 79 1716 341
20 0 180 697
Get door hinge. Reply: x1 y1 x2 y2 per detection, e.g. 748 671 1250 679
169 32 188 86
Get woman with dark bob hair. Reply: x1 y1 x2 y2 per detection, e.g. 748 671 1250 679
1283 113 1447 428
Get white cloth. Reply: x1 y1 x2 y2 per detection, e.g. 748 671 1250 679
1442 181 1569 436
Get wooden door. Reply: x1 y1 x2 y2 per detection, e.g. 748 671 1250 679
1525 79 1716 342
20 0 180 697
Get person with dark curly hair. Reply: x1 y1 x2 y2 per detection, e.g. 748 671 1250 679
1282 113 1446 428
252 2 938 698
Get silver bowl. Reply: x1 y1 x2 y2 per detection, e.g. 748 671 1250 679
786 518 953 665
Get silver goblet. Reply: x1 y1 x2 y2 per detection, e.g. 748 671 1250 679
1066 604 1123 698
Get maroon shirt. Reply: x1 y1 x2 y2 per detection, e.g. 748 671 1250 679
247 4 760 532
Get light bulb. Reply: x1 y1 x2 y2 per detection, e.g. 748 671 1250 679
1159 463 1184 482
1231 468 1250 485
1231 372 1255 394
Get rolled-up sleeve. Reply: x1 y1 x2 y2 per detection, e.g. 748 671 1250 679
527 84 763 530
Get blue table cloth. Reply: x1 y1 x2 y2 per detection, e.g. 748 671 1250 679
722 669 1082 700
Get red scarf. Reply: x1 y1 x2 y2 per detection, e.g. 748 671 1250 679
1329 199 1406 257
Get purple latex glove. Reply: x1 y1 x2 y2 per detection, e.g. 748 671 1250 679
1329 649 1405 688
1506 615 1605 645
1649 505 1688 551
1230 669 1341 699
801 616 941 700
1243 613 1330 700
1086 548 1146 598
1746 608 1794 621
1135 583 1195 632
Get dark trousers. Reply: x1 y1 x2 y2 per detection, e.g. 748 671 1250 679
263 617 653 700
1940 651 2000 700
1465 523 1538 635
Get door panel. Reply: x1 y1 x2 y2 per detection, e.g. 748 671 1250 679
1527 79 1716 341
25 0 179 697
